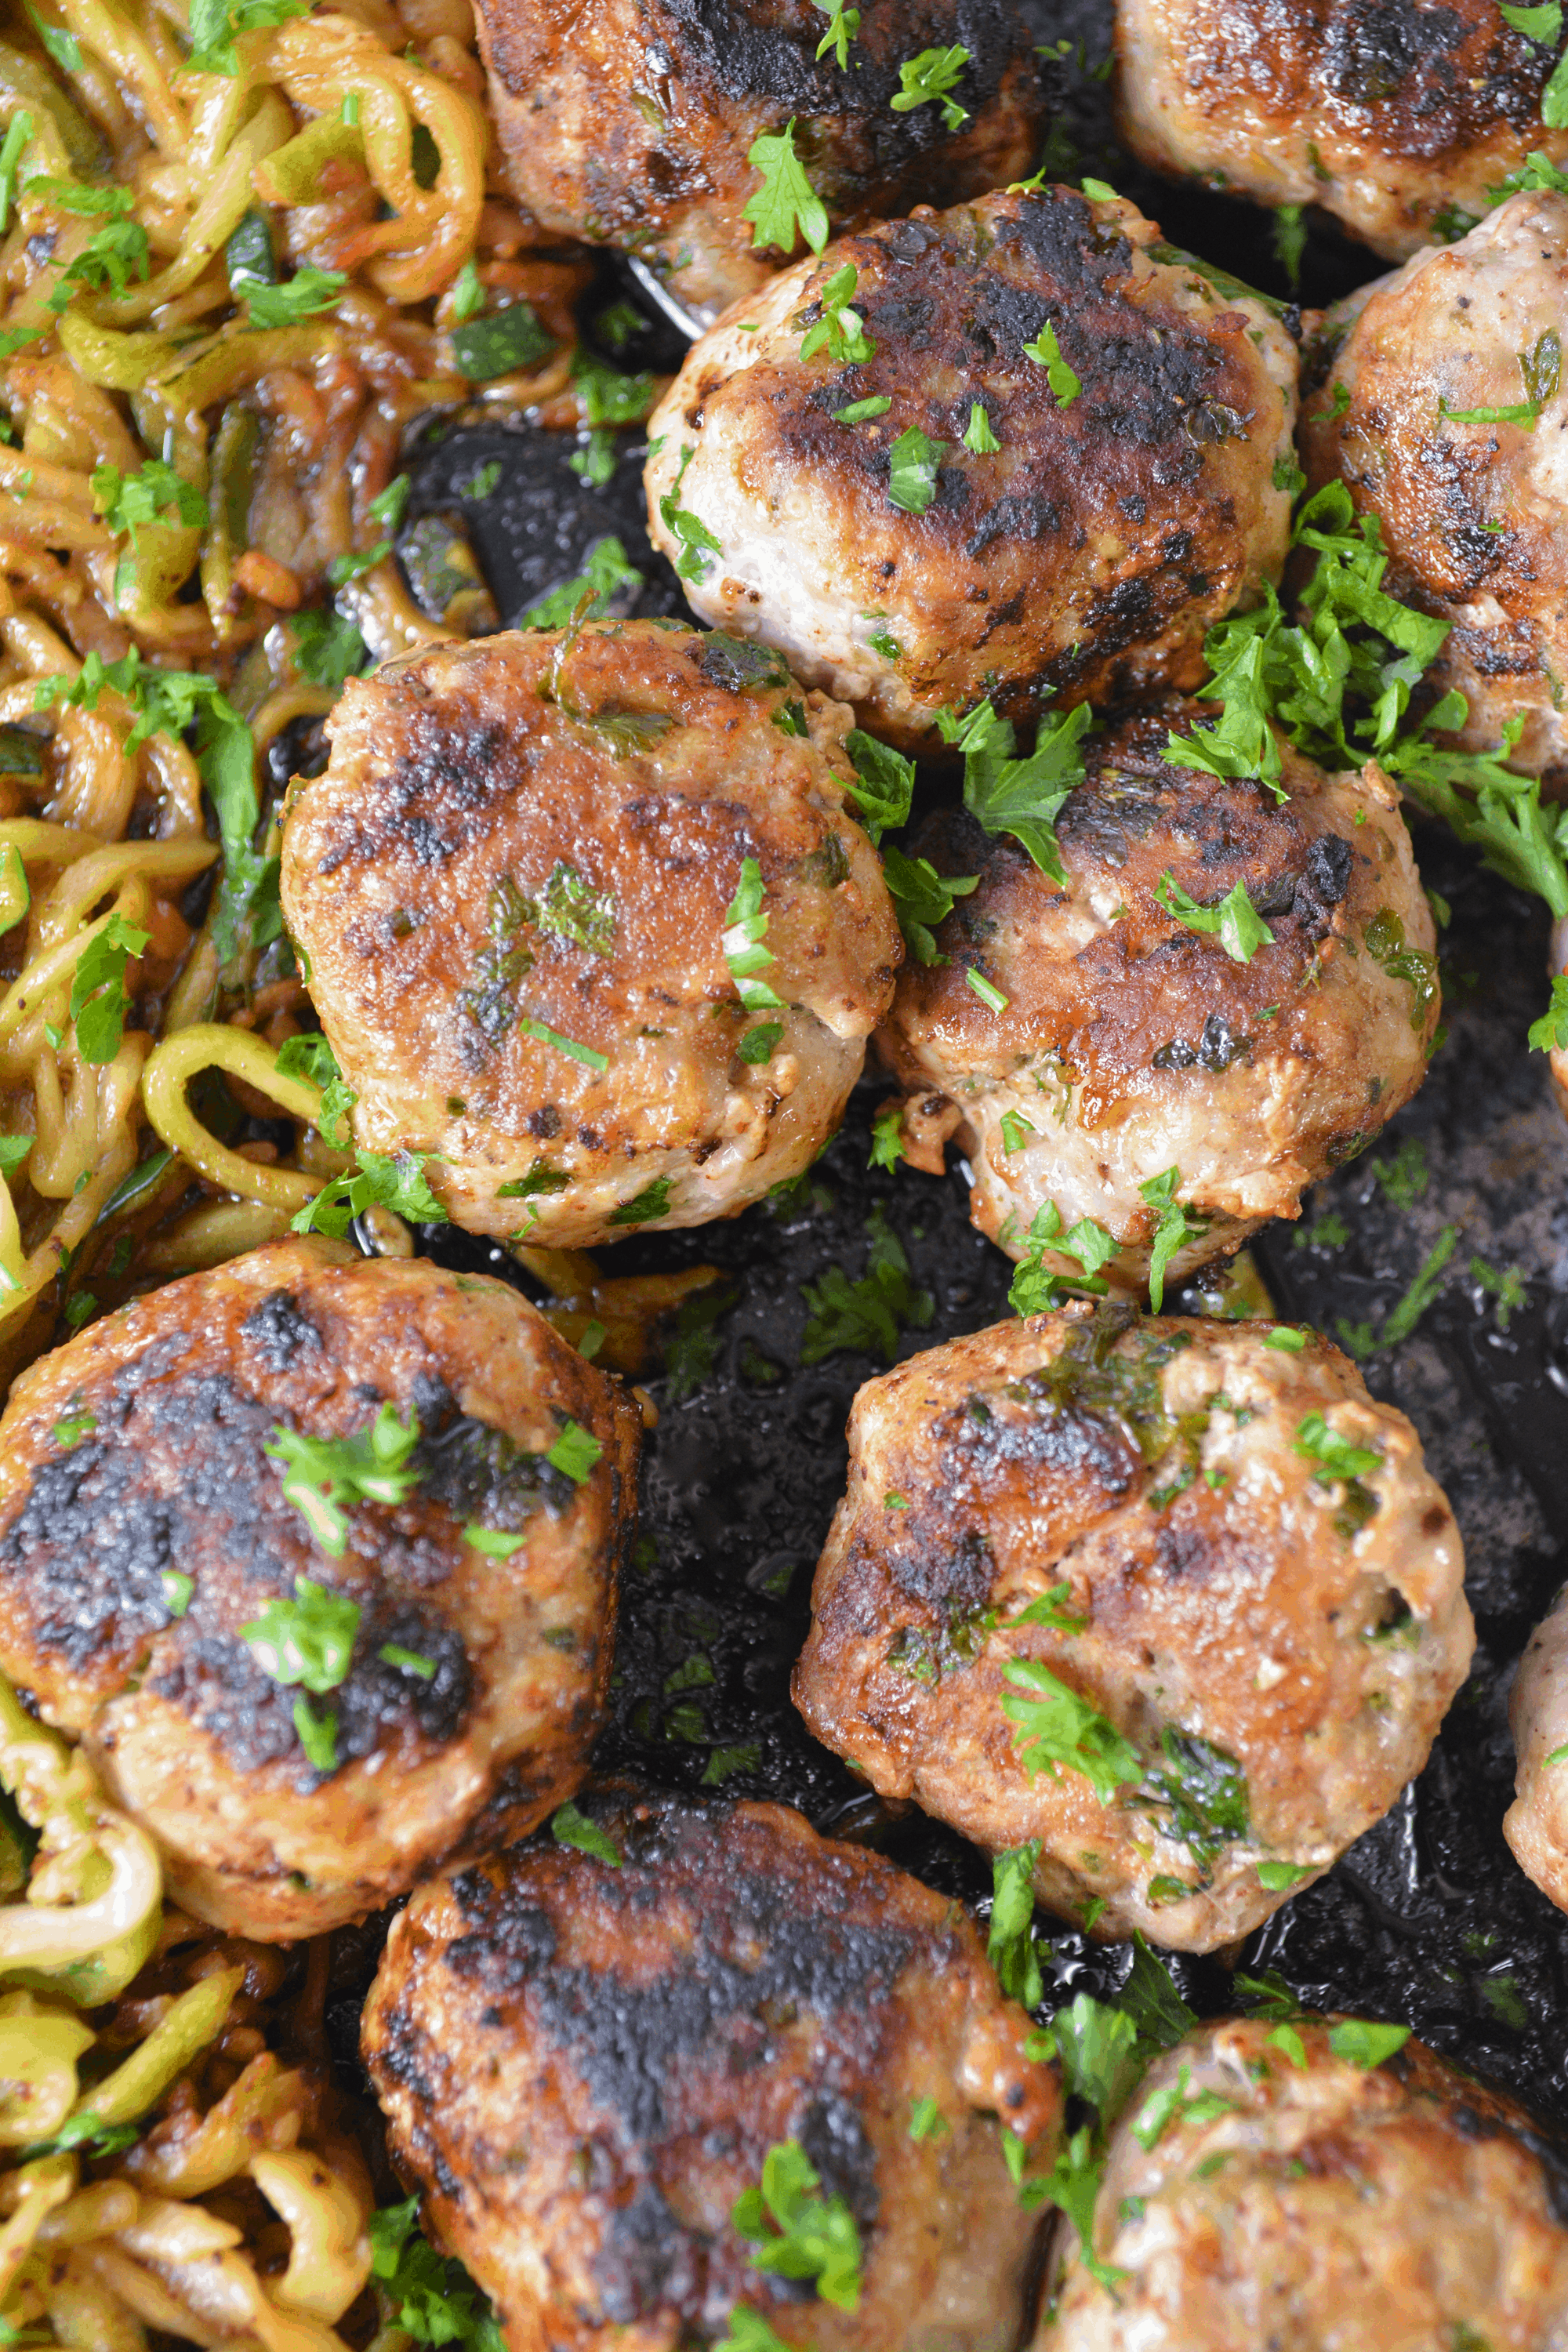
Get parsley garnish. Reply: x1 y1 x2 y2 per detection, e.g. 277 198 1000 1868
908 2096 948 2140
799 1210 934 1363
800 261 874 365
987 1841 1044 2007
734 2142 862 2310
742 118 828 256
550 1798 621 1865
69 912 149 1064
659 445 721 583
887 425 946 514
868 1098 906 1168
242 266 345 328
880 844 978 962
963 401 1000 453
1529 973 1568 1049
289 608 369 691
724 856 786 1010
1001 1660 1140 1802
1256 1858 1315 1889
1155 872 1273 962
274 1029 356 1147
891 44 971 129
368 2201 506 2352
524 535 643 630
187 0 312 74
1327 2018 1410 2068
833 394 892 423
92 459 206 543
546 1420 602 1483
811 0 859 64
292 1148 448 1239
0 113 33 235
1023 318 1080 404
1291 1410 1381 1483
843 730 913 844
240 1576 360 1766
1008 1200 1116 1315
1140 1167 1204 1312
264 1401 422 1556
942 696 1093 880
1007 2125 1125 2292
1131 2063 1234 2151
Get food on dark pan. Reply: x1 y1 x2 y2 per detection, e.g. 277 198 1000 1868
877 699 1438 1286
0 1237 639 1936
365 1786 1063 2352
793 1304 1472 1950
475 0 1045 318
281 622 901 1243
0 0 1563 2345
644 183 1298 750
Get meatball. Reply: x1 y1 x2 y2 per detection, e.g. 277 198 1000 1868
475 0 1044 320
792 1304 1473 1952
0 1238 640 1940
280 623 901 1246
1114 0 1568 262
643 186 1298 751
362 1788 1063 2352
1504 1581 1568 1911
877 703 1439 1290
1044 2015 1568 2347
1301 191 1568 785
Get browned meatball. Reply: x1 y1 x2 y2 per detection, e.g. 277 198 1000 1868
363 1788 1063 2352
1505 1578 1568 1913
877 702 1440 1290
1115 0 1568 261
644 186 1298 751
1301 191 1568 786
1044 2016 1568 2348
793 1305 1473 1952
0 1239 639 1940
280 624 901 1245
475 0 1044 319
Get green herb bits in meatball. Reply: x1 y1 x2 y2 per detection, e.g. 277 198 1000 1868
475 0 1044 319
644 185 1298 750
280 622 902 1246
0 1238 640 1940
792 1304 1473 1952
877 700 1439 1296
364 1788 1064 2352
1043 2015 1568 2347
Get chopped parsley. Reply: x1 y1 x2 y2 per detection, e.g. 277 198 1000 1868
1256 1858 1316 1889
966 966 1007 1011
724 856 786 1011
92 458 207 543
734 2141 862 2310
659 445 721 583
1131 2063 1234 2151
243 266 346 328
550 1799 621 1865
289 608 370 692
264 1403 422 1556
1008 1200 1116 1316
891 44 971 129
887 425 946 514
1022 318 1080 405
963 401 1000 453
368 2200 506 2352
187 0 312 74
1327 2018 1410 2069
800 262 874 365
292 1147 448 1239
833 394 892 423
607 1176 673 1226
1528 972 1568 1049
811 0 860 64
987 1840 1044 2008
868 1098 906 1169
546 1420 602 1483
879 844 978 962
1140 1167 1204 1312
942 695 1093 881
908 2096 949 2140
1001 1660 1141 1802
69 913 149 1065
842 732 913 844
1154 872 1274 963
799 1210 934 1363
742 118 828 256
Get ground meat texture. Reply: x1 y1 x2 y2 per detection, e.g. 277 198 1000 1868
875 703 1438 1290
1301 192 1568 786
791 1303 1472 1954
474 0 1044 321
0 1238 640 1940
1113 0 1568 262
362 1788 1062 2352
1505 1579 1568 1913
280 624 901 1247
1042 2016 1568 2348
642 186 1298 751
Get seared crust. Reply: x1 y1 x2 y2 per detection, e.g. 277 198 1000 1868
792 1305 1473 1953
0 1239 639 1938
877 703 1439 1286
1302 192 1568 786
644 187 1298 750
1045 2016 1568 2348
1114 0 1568 261
1506 1580 1568 1911
476 0 1044 316
363 1788 1063 2352
280 623 900 1246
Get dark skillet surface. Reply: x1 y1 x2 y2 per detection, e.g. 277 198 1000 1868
349 10 1568 2132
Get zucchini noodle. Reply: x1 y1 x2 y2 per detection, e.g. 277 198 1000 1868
0 0 594 1375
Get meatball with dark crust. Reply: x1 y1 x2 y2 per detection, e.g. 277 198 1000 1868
363 1788 1063 2352
644 186 1298 751
1115 0 1568 262
793 1304 1473 1953
1301 191 1568 786
1043 2016 1568 2348
0 1238 640 1941
281 623 901 1245
475 0 1044 320
877 703 1439 1291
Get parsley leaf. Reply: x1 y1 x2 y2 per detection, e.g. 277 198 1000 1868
241 1574 361 1692
243 265 346 328
963 401 1000 453
1023 318 1081 404
659 445 722 583
1131 2062 1234 2151
523 535 643 630
1053 1994 1144 2117
289 607 370 692
1140 1167 1205 1312
187 0 312 74
1007 1199 1116 1316
811 0 859 64
1119 1933 1198 2053
880 844 978 962
908 2096 948 2140
368 2201 506 2352
987 1841 1044 2008
0 113 33 235
291 1148 448 1239
724 856 786 1010
1001 1660 1141 1802
1328 2018 1410 2069
734 2142 862 2311
92 459 207 543
1154 871 1274 962
69 912 149 1064
891 44 971 129
1292 1410 1381 1483
842 729 913 844
887 425 946 514
1010 2125 1125 2293
742 118 828 256
953 698 1093 880
799 1210 934 1363
264 1402 422 1556
274 1029 356 1148
799 261 875 365
716 2314 791 2352
550 1798 621 1865
546 1420 602 1483
1529 973 1568 1049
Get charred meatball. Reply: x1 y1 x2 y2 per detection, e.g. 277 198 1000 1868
0 1238 639 1940
793 1305 1473 1952
877 703 1439 1290
1302 191 1568 784
644 186 1298 751
1505 1581 1568 1911
476 0 1044 319
1114 0 1568 262
281 624 900 1245
1044 2015 1568 2347
363 1788 1063 2352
